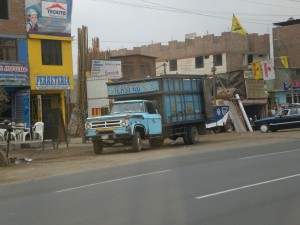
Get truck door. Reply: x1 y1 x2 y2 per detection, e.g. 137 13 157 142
145 102 162 135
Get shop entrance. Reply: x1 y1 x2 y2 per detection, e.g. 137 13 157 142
31 94 61 124
0 88 30 125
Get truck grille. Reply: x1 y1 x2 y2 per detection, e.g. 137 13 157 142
91 120 122 128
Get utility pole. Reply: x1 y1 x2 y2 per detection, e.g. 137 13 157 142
275 38 294 103
77 26 88 143
212 56 217 105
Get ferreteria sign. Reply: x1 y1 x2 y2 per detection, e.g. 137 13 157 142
35 75 71 90
0 61 30 86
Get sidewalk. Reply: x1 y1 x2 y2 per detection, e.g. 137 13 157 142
0 136 91 151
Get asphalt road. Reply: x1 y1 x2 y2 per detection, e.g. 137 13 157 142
1 139 300 225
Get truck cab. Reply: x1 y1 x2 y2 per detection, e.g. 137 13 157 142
85 100 162 154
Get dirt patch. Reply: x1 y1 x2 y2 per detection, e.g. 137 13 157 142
1 130 299 185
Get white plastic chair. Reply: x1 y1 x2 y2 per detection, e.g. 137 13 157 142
0 129 6 141
32 122 44 141
22 123 32 141
11 123 24 141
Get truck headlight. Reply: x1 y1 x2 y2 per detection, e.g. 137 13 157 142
121 120 129 127
85 122 92 130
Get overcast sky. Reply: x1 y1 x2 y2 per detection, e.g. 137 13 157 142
71 0 300 73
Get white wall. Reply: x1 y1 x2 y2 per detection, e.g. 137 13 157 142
156 53 227 76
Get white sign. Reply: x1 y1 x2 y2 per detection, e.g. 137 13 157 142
35 75 70 90
91 60 122 79
42 1 68 19
261 60 275 80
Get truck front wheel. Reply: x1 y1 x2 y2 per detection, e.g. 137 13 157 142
93 140 104 155
133 131 142 152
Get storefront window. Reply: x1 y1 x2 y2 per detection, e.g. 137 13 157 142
286 93 300 103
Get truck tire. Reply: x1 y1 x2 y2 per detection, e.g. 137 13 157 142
149 138 164 147
187 126 199 145
93 140 103 155
183 133 190 145
132 131 142 152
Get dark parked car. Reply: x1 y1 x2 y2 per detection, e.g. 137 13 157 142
254 104 300 133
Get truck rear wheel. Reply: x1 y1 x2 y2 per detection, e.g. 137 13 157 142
187 126 199 145
133 131 142 152
149 138 164 147
93 140 103 155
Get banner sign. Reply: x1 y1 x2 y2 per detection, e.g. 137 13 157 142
25 0 73 36
0 61 30 85
35 75 71 90
91 60 122 79
251 61 263 80
284 81 300 90
261 60 275 80
108 80 159 96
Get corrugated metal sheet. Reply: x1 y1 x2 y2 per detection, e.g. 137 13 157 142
86 77 109 117
86 77 109 99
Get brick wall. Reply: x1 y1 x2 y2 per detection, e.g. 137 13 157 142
111 55 156 79
111 32 269 73
273 24 300 68
0 0 26 35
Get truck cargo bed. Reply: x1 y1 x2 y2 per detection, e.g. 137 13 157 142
107 74 213 126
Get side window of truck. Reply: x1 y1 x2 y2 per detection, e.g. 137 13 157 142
146 102 157 114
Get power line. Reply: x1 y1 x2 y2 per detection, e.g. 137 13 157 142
238 0 300 9
88 0 271 25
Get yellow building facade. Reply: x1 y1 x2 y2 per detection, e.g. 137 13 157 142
28 34 74 124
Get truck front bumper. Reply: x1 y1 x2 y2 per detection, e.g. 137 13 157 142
85 128 132 141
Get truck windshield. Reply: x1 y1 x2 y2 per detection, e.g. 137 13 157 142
110 102 145 114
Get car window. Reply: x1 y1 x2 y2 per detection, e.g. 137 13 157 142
290 108 299 115
280 109 289 116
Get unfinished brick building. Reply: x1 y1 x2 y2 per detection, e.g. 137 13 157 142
111 32 270 120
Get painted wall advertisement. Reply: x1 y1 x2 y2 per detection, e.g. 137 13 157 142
25 0 73 36
91 60 122 79
0 62 30 86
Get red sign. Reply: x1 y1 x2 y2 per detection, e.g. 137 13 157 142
292 81 300 89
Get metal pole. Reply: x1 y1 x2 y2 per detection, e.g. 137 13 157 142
235 93 253 132
290 70 294 104
212 57 216 105
275 39 293 103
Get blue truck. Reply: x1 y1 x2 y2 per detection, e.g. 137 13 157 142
85 75 214 154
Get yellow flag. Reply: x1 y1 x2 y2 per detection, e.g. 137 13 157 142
231 14 247 35
280 56 289 68
251 61 263 80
